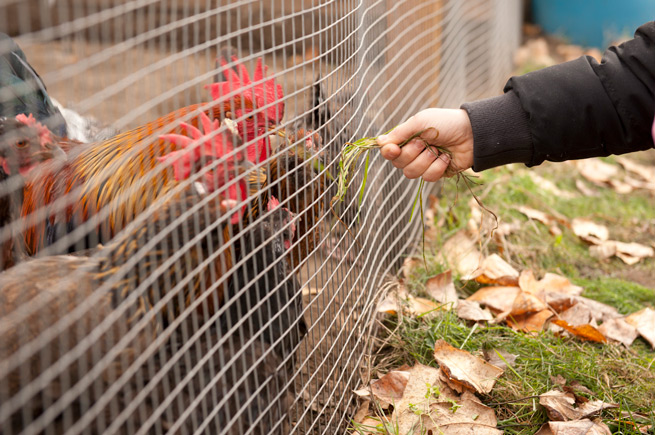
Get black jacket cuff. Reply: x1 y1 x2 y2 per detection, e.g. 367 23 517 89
461 92 533 172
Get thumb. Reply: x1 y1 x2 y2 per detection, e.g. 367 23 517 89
376 115 425 146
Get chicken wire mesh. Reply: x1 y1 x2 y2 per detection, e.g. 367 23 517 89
0 0 521 433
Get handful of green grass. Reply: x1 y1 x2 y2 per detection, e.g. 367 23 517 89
330 127 495 264
330 127 447 219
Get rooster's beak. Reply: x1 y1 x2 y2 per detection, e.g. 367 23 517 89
32 143 66 163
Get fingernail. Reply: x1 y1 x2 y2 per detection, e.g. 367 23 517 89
377 134 388 144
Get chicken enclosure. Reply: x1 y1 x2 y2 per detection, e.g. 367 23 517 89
0 1 521 434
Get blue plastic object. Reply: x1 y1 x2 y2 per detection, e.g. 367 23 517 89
532 0 655 48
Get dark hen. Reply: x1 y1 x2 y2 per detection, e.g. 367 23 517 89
0 188 238 433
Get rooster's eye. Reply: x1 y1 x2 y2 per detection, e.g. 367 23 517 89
15 140 27 149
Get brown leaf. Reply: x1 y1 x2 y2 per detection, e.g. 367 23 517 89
509 291 549 317
571 218 609 242
614 241 655 261
520 271 583 296
352 400 370 424
433 340 504 394
456 300 494 322
420 390 502 434
551 319 607 343
516 206 562 235
539 389 578 421
467 286 521 313
559 303 595 327
355 416 389 434
506 309 554 332
391 364 449 434
541 293 620 322
483 348 518 371
377 285 442 317
625 308 655 348
442 231 482 279
370 370 410 406
527 172 577 199
425 270 459 308
538 419 612 435
402 257 423 278
575 179 598 196
598 317 639 347
575 159 618 185
615 156 655 183
472 254 520 285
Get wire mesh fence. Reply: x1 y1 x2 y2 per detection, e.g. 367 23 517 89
0 0 521 433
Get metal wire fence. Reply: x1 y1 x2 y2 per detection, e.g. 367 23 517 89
0 0 521 433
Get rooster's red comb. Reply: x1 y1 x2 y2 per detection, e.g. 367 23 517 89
206 56 284 123
15 113 53 146
252 58 284 123
267 195 280 211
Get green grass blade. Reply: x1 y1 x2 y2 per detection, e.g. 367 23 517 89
357 151 371 223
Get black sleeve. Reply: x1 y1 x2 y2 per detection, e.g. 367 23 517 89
462 21 655 172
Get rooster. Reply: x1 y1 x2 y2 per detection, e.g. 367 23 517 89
8 55 284 259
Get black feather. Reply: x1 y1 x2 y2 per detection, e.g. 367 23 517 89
0 33 67 137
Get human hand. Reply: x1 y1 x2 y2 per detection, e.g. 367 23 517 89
378 108 474 182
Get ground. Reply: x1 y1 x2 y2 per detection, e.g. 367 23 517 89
355 151 655 434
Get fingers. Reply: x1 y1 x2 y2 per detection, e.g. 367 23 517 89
388 138 426 169
402 147 438 179
380 143 401 160
422 153 451 182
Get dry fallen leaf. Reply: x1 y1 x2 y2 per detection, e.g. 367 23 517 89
473 254 520 285
575 159 618 185
551 319 607 343
539 389 618 422
558 303 595 327
369 370 411 408
598 317 639 347
541 293 620 322
467 286 521 314
575 179 598 196
433 340 504 394
516 205 562 235
506 309 554 332
571 218 610 242
420 390 502 435
536 419 612 435
390 364 447 435
352 400 370 424
456 299 494 322
625 307 655 348
615 156 655 183
377 284 442 317
425 270 459 308
483 348 518 371
441 231 482 279
508 290 549 317
527 172 577 199
539 390 578 421
401 257 423 278
354 416 389 435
